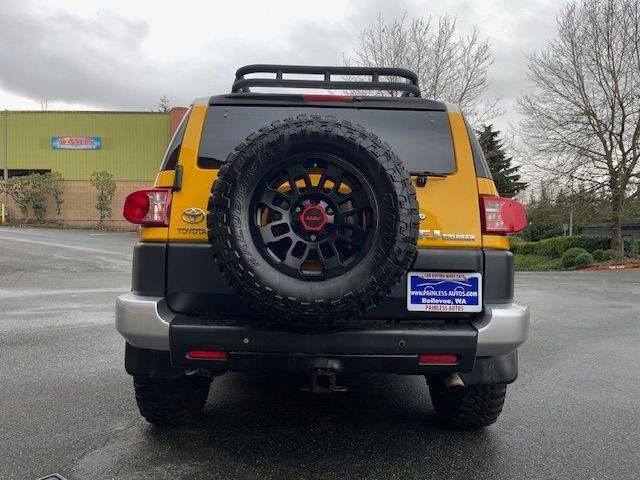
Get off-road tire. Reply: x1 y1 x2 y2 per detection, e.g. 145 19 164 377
427 378 507 429
208 115 418 324
133 376 211 425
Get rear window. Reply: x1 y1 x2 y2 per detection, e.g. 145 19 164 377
198 106 455 174
160 107 191 170
465 119 492 179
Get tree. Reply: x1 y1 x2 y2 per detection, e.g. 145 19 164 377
477 125 527 198
522 181 612 241
523 182 564 241
158 95 170 112
89 171 116 225
518 0 640 251
345 13 497 122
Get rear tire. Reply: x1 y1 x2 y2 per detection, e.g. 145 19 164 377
427 377 507 429
133 376 211 426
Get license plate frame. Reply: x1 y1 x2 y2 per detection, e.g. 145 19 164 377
406 271 482 312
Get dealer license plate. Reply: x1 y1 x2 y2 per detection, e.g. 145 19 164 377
407 272 482 312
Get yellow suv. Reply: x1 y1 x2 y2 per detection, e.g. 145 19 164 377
116 65 529 428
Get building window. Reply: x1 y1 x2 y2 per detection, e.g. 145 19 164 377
7 169 52 178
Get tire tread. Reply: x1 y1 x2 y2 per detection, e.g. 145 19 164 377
134 376 211 426
207 115 418 325
428 379 507 429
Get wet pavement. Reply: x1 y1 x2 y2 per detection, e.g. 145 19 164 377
1 227 639 479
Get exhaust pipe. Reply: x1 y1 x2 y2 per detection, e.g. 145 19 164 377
443 373 465 390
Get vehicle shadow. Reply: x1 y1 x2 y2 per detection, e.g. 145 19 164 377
141 373 503 479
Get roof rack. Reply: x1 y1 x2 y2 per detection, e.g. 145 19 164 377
231 64 421 97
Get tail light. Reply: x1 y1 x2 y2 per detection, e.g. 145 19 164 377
303 94 353 102
123 188 172 226
419 354 458 365
480 195 527 234
187 350 227 360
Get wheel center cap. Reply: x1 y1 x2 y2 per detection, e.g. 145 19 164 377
299 204 328 232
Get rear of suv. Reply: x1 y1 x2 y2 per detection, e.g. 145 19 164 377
116 65 529 429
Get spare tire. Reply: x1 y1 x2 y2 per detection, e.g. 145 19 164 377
208 115 418 323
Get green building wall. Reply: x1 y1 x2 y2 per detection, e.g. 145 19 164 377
1 112 6 179
3 111 170 181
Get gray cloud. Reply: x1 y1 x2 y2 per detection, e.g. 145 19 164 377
0 0 561 129
0 3 160 107
0 0 425 109
0 2 375 109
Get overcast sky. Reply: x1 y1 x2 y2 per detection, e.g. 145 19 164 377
0 0 562 132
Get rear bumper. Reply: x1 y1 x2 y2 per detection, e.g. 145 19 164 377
169 318 478 375
116 293 529 360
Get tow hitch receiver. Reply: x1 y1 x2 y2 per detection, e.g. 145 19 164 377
301 368 347 393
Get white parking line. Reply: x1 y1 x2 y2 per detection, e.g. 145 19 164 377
0 235 128 257
0 286 129 298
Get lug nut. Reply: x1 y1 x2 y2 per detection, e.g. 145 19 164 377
326 208 333 215
295 206 301 213
310 234 317 241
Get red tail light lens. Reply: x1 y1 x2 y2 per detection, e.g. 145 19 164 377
123 188 172 226
419 354 458 365
187 350 227 360
303 94 353 102
480 196 527 234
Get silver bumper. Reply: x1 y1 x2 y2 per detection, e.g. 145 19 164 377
471 303 530 356
115 294 174 351
115 293 529 355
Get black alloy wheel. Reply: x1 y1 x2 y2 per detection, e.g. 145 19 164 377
251 153 377 280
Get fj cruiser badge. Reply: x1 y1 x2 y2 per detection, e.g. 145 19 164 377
442 233 476 241
419 230 476 241
181 208 205 224
419 229 441 239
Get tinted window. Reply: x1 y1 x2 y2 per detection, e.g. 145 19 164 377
160 107 191 170
198 106 455 174
465 119 492 178
7 169 51 178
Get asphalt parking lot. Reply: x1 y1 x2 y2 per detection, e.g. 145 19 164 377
1 227 639 480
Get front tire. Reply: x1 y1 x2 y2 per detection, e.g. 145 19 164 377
133 376 212 426
427 377 507 429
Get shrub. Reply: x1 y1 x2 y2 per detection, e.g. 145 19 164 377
539 236 610 257
90 171 117 225
574 252 594 268
514 254 564 271
0 172 63 221
511 241 536 254
509 235 526 245
601 249 623 262
593 249 605 261
625 239 639 257
562 247 588 267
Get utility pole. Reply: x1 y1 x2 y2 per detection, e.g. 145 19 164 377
2 110 7 224
3 110 7 181
568 208 573 237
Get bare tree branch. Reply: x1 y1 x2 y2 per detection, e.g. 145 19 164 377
517 0 640 250
344 12 496 122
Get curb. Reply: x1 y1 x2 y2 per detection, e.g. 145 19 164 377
579 262 640 271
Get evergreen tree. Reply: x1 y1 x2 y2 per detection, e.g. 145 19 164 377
477 125 527 198
157 95 170 112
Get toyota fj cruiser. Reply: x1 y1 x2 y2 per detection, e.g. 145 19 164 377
116 65 529 429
